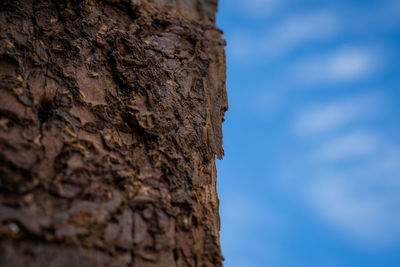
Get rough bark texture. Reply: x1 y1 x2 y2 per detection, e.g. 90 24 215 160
0 0 227 266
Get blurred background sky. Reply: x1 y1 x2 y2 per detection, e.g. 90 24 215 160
215 0 400 266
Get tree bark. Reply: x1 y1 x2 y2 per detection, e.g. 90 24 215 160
0 0 227 266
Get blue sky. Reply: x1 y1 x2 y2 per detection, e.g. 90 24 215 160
215 0 400 266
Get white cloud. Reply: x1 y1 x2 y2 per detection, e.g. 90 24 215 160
239 0 283 17
307 176 400 247
259 11 339 58
329 50 376 80
291 47 383 83
228 11 339 62
294 92 383 136
297 119 400 248
310 130 378 163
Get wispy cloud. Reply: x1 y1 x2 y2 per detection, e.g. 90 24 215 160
290 87 400 247
259 11 339 58
307 174 400 247
228 11 339 62
310 130 378 162
294 92 383 136
238 0 283 17
290 47 383 83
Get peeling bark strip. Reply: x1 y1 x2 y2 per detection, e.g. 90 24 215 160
0 0 227 266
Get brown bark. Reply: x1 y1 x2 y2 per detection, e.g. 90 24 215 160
0 0 227 266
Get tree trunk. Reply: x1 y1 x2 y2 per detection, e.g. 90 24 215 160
0 0 227 266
